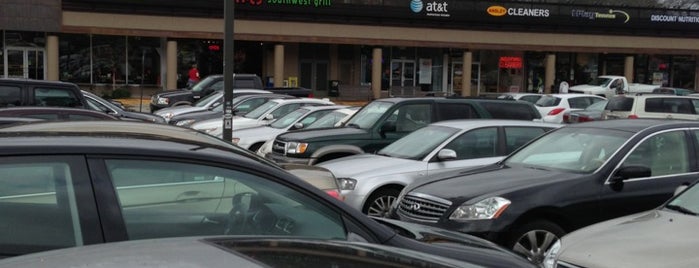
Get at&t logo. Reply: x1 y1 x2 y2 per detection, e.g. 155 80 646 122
410 0 423 13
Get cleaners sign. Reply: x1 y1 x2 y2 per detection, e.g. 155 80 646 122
487 5 550 18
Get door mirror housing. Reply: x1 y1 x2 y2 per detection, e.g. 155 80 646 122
291 122 304 130
437 149 457 161
610 165 651 184
265 114 274 120
379 121 397 138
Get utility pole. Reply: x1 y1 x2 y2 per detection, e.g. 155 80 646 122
222 0 235 142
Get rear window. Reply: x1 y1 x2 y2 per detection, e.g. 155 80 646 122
0 86 21 107
645 98 695 114
535 96 561 107
34 87 82 108
480 102 541 120
606 96 634 111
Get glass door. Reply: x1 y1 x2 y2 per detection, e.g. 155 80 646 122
4 47 45 79
300 60 329 92
390 60 416 87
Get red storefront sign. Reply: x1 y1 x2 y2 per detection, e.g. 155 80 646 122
499 56 523 69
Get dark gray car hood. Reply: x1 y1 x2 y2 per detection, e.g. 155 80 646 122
407 164 579 203
276 126 369 141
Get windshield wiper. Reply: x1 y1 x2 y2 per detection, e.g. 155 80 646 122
375 152 391 157
665 204 697 216
523 165 550 171
346 123 361 128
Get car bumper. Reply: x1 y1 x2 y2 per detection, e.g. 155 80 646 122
392 211 507 243
149 104 166 113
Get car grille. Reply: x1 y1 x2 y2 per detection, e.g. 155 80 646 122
397 192 451 223
272 140 286 154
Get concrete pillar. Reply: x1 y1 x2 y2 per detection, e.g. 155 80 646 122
624 56 634 83
274 44 285 87
46 35 59 81
166 40 178 90
695 56 699 91
545 53 556 94
372 47 382 100
330 44 338 80
462 51 472 96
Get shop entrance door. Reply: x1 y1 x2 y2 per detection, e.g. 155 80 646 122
4 47 45 79
300 60 329 92
390 60 415 87
450 62 481 95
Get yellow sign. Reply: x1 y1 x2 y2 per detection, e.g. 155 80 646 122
487 6 507 17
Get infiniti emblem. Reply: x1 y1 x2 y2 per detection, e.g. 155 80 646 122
409 203 421 211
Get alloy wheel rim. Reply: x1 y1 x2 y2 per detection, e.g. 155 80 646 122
512 229 559 265
367 195 397 217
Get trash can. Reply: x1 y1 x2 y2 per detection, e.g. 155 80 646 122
328 80 340 97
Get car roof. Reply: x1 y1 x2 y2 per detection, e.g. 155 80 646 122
0 106 119 119
0 78 79 87
563 118 699 133
431 119 562 129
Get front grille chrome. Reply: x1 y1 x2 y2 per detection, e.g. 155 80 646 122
397 192 451 223
272 140 286 154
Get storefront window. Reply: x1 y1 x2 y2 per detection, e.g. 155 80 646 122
416 48 444 92
0 31 4 78
573 53 598 86
58 33 90 83
671 56 695 89
93 35 126 85
127 36 160 85
648 55 670 86
556 53 573 89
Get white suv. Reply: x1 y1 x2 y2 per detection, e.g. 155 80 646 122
603 93 699 120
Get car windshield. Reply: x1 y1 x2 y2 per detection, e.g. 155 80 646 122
505 127 631 173
666 183 699 216
193 92 222 108
306 110 349 129
378 125 459 160
244 100 280 119
270 108 309 129
587 77 612 87
535 96 562 107
344 101 393 129
190 76 217 92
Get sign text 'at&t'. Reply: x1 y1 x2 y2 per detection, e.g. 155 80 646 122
410 0 450 17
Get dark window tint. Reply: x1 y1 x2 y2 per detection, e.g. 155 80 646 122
504 127 549 154
645 98 695 114
437 103 478 121
535 96 562 107
234 78 259 88
606 96 634 111
444 127 498 160
34 87 81 107
395 104 431 132
0 86 21 107
480 102 540 120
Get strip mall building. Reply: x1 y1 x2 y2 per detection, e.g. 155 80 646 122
3 0 699 99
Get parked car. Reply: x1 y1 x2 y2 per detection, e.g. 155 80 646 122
545 180 699 268
651 86 696 96
154 89 272 123
391 119 699 266
82 90 165 123
496 92 543 104
192 98 335 136
170 93 298 127
534 93 606 123
603 93 699 120
232 105 347 152
0 78 88 108
0 117 43 126
317 119 561 217
0 106 119 121
255 106 361 158
279 163 342 200
0 236 484 268
268 97 541 166
149 74 264 112
563 99 608 123
0 120 534 267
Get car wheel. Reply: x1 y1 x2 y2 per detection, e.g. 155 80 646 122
508 220 565 265
363 188 401 217
248 142 264 153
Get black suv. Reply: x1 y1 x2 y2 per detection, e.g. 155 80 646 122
0 120 534 267
150 74 264 112
0 78 88 108
391 119 699 265
268 97 541 165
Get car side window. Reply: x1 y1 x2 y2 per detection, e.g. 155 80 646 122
105 159 348 240
443 127 497 160
34 87 81 107
621 131 688 177
568 97 590 109
437 103 478 120
395 104 431 132
692 99 699 114
0 85 21 107
270 103 303 119
0 158 83 255
504 127 548 154
209 81 224 91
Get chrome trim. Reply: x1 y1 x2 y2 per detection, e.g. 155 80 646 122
408 192 453 206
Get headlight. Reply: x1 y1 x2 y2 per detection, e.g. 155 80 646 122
543 240 561 268
156 97 169 105
200 127 220 135
337 178 357 190
231 138 240 144
449 197 511 221
286 142 308 154
175 119 196 127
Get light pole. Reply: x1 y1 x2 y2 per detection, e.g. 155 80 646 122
222 0 235 142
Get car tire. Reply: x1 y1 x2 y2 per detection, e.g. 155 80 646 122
507 220 565 266
363 188 401 217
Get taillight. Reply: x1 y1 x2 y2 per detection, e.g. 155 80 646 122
308 92 314 98
578 116 593 122
562 114 570 122
325 190 343 201
547 108 566 116
628 114 639 119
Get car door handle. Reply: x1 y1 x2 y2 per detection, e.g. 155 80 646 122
176 191 201 201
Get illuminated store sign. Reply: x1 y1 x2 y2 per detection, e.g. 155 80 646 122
487 5 549 18
571 9 630 23
499 57 522 69
650 14 699 23
410 0 450 18
235 0 332 7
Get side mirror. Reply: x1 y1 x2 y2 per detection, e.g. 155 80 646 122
437 149 457 161
291 122 304 130
379 121 397 138
610 165 651 184
265 114 274 120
